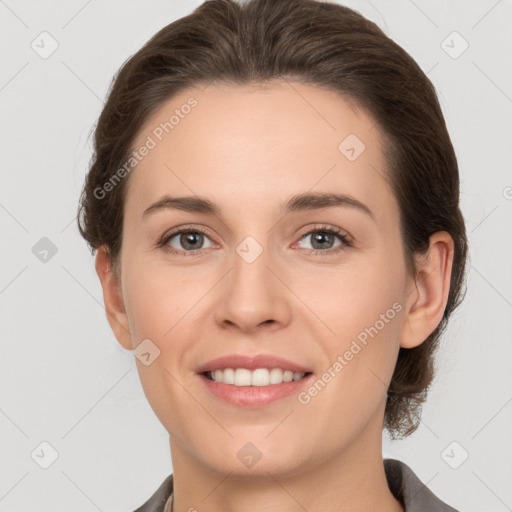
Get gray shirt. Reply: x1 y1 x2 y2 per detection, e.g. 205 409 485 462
132 458 460 511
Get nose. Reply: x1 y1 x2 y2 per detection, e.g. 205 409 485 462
214 240 292 334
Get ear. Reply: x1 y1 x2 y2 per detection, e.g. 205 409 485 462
95 245 133 351
400 231 455 349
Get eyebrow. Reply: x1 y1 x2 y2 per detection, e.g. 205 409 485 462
142 192 375 221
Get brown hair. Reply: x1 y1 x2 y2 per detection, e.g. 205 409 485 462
77 0 468 438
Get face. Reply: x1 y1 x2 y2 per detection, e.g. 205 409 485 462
112 81 415 477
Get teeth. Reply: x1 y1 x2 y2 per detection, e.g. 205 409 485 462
235 368 252 386
208 368 307 386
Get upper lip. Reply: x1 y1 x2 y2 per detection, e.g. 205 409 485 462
196 354 313 374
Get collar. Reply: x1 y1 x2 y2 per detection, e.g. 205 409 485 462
384 458 459 511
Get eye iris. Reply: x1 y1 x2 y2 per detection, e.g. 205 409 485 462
181 232 203 250
311 231 334 250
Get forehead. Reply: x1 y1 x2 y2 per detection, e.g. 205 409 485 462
126 81 395 222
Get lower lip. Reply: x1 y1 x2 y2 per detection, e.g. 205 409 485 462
198 373 314 408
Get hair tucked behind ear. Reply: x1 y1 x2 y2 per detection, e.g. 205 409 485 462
77 0 468 439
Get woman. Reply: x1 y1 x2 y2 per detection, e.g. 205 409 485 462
77 0 467 510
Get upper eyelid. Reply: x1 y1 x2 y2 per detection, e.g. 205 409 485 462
162 224 348 238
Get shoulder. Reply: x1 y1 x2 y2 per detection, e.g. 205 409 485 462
131 474 173 512
384 458 460 511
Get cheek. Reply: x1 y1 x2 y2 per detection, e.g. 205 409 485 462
310 246 407 388
297 266 405 433
122 254 202 342
313 254 405 338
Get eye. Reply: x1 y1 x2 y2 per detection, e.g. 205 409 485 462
160 227 215 255
295 225 352 255
157 224 352 257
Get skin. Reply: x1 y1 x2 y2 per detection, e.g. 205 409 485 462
95 81 454 512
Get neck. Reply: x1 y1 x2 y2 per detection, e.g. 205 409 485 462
168 415 403 512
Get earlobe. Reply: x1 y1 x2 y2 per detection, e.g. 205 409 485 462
400 232 455 349
95 246 133 351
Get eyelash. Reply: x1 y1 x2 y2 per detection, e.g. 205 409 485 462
157 224 352 257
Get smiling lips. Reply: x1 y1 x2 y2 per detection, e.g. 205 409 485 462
196 354 314 407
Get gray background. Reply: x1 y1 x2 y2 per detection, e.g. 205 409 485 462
1 0 511 510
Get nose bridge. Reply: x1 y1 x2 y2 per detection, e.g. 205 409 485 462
214 233 291 332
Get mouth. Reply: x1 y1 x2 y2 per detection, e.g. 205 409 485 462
202 368 313 386
195 354 314 407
